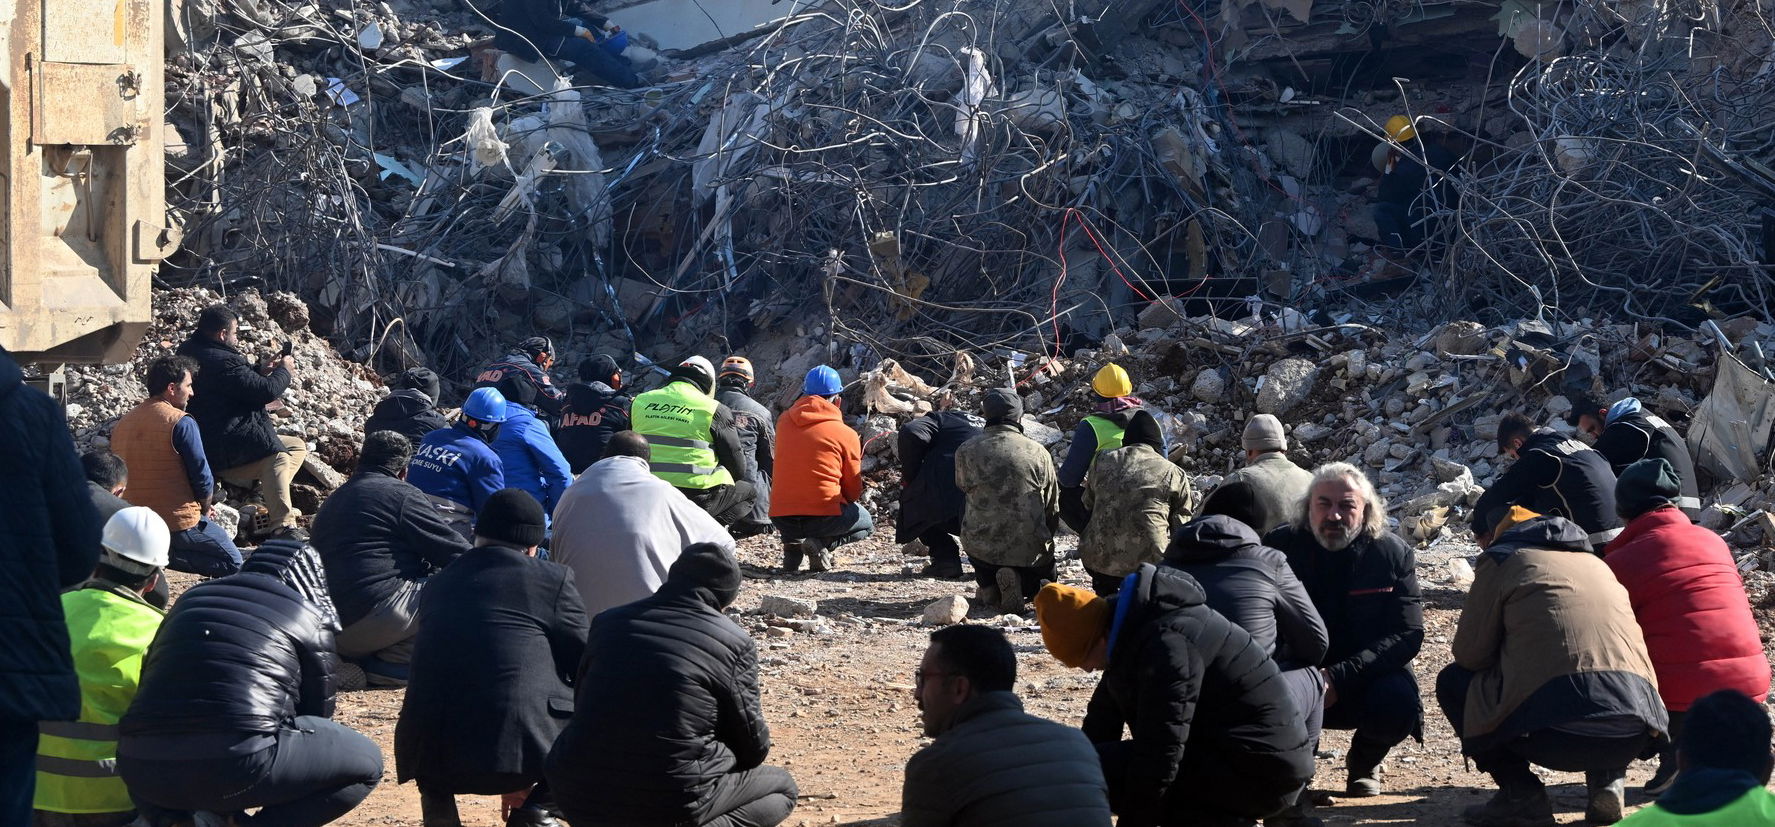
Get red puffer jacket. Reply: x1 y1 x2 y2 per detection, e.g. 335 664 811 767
1603 508 1771 711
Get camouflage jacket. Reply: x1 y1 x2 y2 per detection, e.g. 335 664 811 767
1079 444 1194 577
954 424 1059 568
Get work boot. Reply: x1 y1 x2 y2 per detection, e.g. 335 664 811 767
780 539 806 574
1460 787 1555 827
505 807 560 827
1344 740 1389 797
270 524 310 542
1642 757 1678 796
915 563 965 580
975 584 1001 608
1586 770 1626 824
995 568 1023 615
420 788 463 827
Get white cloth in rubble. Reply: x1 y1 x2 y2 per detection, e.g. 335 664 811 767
549 454 737 617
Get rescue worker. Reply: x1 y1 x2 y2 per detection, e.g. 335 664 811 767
715 356 776 536
771 366 872 573
407 387 508 540
630 356 754 526
955 389 1059 615
1057 364 1144 532
476 336 566 422
491 374 573 523
1371 114 1457 255
897 402 983 580
1077 410 1194 595
556 354 630 474
32 508 169 827
1473 412 1622 546
1572 397 1700 517
1615 690 1775 826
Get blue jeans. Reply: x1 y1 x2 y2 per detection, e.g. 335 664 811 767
772 503 873 548
540 35 639 88
169 520 242 578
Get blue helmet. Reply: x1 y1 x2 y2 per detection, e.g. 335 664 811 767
803 365 843 397
462 387 509 423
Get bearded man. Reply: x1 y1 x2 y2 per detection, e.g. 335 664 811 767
1265 462 1424 799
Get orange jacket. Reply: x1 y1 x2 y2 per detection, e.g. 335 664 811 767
770 395 862 517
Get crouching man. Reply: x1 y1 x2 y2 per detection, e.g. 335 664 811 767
546 543 798 827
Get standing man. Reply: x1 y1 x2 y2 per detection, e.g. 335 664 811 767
1078 410 1193 595
1265 462 1424 798
477 336 567 422
407 386 509 540
546 544 799 827
492 374 574 521
1573 397 1700 517
897 403 983 580
1473 412 1621 546
1057 364 1144 531
1604 459 1769 795
366 367 449 445
902 625 1112 827
550 432 734 618
955 389 1058 615
556 354 630 474
32 508 168 827
715 356 776 537
177 304 309 540
312 431 469 687
112 354 243 578
0 343 101 826
771 366 871 574
630 356 755 526
1204 414 1314 534
397 490 588 827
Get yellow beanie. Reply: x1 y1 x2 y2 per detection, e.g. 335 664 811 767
1492 505 1542 537
1092 364 1133 399
1035 584 1113 668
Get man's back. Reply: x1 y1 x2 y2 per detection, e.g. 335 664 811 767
901 691 1110 827
407 426 503 512
311 470 468 626
1221 452 1313 533
955 426 1057 567
1079 444 1191 577
557 382 629 473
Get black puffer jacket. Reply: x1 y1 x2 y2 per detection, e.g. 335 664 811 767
1265 524 1424 697
556 381 630 474
365 389 449 445
896 410 983 542
0 347 100 723
122 541 338 737
902 691 1110 827
1471 428 1620 539
177 334 291 472
1163 516 1328 666
310 468 468 626
546 543 769 826
1082 564 1313 826
715 386 775 525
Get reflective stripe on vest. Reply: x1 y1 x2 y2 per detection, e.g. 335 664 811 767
632 382 735 490
1083 415 1126 468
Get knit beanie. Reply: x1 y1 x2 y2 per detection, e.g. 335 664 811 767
395 367 442 405
982 388 1023 424
475 489 547 548
1199 479 1265 535
1242 414 1287 452
1616 458 1681 517
667 541 743 609
1034 583 1112 668
1123 409 1163 450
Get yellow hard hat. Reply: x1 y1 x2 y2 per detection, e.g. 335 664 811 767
1092 364 1133 398
1385 115 1416 143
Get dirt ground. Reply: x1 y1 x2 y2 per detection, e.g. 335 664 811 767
306 522 1775 827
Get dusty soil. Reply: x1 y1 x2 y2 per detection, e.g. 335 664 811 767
302 524 1764 827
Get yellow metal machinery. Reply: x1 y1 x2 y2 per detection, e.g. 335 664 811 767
0 0 171 364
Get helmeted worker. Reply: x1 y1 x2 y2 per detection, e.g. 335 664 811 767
1473 412 1622 546
1571 397 1700 517
407 387 508 540
630 356 754 525
491 374 574 521
715 356 776 536
771 366 872 573
1371 114 1457 255
1058 364 1145 532
32 508 169 827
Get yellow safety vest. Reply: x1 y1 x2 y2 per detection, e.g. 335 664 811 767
632 380 735 490
1084 415 1127 460
34 583 164 815
1619 785 1775 826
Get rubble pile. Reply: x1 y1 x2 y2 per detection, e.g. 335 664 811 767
64 288 386 477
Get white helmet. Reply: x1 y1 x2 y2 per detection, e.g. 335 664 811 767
101 507 171 574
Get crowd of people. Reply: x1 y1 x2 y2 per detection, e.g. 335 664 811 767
4 321 1774 827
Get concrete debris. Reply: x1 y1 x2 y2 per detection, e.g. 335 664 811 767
760 595 819 619
921 596 969 627
1255 359 1319 416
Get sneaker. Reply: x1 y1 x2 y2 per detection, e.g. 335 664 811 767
1460 788 1556 827
808 546 836 573
995 568 1023 614
270 525 310 543
1643 758 1678 796
1586 772 1626 824
336 661 367 692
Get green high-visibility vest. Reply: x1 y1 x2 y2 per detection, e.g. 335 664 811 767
34 583 164 815
1084 414 1127 460
1618 785 1775 826
632 380 735 490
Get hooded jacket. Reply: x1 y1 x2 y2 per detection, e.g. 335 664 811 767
955 422 1059 568
1452 515 1666 752
1593 400 1700 512
1472 428 1621 541
1082 564 1313 825
545 543 770 826
715 385 775 526
1163 516 1328 666
557 381 631 474
1265 523 1423 698
310 467 469 626
770 395 862 518
1079 435 1194 578
493 402 574 517
896 410 983 542
176 333 291 472
0 346 101 723
365 389 449 446
901 691 1112 827
1604 507 1769 711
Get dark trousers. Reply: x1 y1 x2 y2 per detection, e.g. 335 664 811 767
1372 201 1422 251
1436 665 1649 793
681 481 757 527
539 35 640 88
1279 664 1327 753
1085 567 1125 596
560 766 798 827
971 560 1055 597
3 718 36 827
1323 667 1421 769
421 777 554 825
919 523 962 572
169 520 244 578
1658 709 1687 767
121 717 383 827
772 502 873 547
1097 740 1306 825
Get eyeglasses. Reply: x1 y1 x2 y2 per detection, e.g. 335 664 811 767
913 670 954 690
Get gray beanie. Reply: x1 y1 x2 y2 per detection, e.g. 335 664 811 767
1242 414 1287 452
982 388 1024 423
